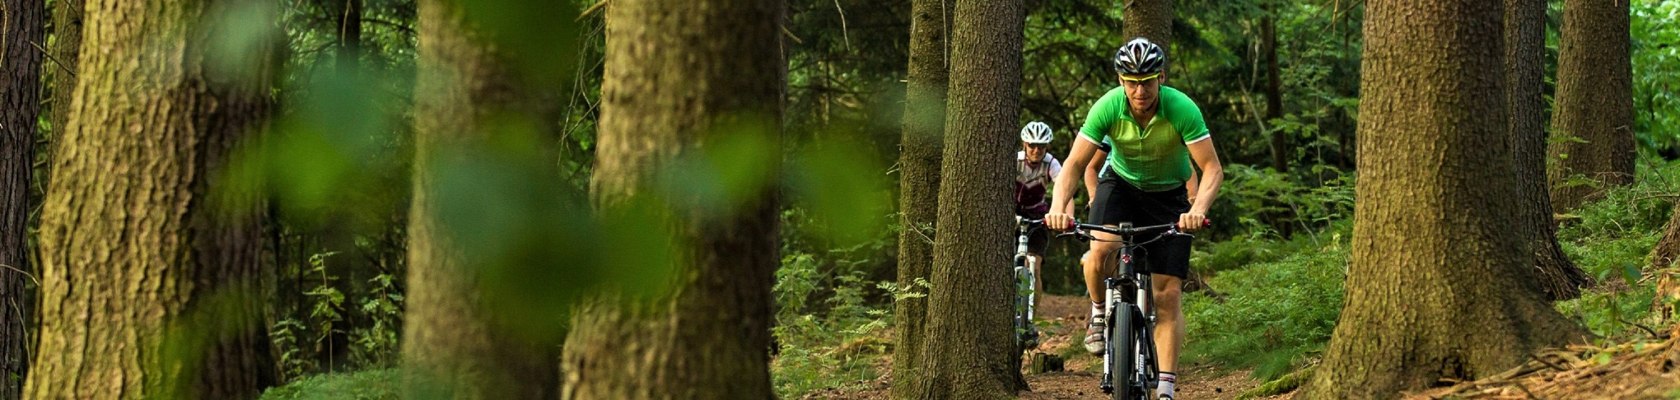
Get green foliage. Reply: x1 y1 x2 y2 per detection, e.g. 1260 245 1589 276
1207 164 1355 240
259 369 399 400
1631 0 1680 155
771 248 896 398
1183 227 1348 381
1553 161 1680 340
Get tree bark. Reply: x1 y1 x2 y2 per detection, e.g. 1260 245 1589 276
1652 201 1680 326
559 0 785 398
25 0 278 397
1507 0 1588 301
2 0 47 395
402 1 564 398
47 0 82 137
1301 0 1586 397
1548 0 1633 211
890 0 951 394
908 0 1027 398
1123 0 1172 49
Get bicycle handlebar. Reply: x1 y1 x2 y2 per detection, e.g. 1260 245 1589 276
1056 219 1211 243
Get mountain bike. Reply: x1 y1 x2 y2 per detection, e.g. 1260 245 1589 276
1065 220 1201 400
1013 216 1043 351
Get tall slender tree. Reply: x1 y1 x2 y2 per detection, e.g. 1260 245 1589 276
1506 0 1587 300
1123 0 1172 48
25 0 279 397
47 0 82 137
402 0 564 397
1302 0 1585 397
1 0 47 395
1262 0 1286 173
559 0 785 397
908 0 1027 398
891 0 952 393
1548 0 1633 211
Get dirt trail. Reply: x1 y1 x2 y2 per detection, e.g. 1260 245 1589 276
1018 295 1275 400
808 294 1285 399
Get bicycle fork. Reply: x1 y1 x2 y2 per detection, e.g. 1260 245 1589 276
1101 248 1161 396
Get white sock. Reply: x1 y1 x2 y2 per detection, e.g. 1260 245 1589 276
1156 372 1176 399
1091 301 1104 318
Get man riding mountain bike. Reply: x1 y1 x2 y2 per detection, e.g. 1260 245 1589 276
1045 38 1226 400
1015 121 1062 300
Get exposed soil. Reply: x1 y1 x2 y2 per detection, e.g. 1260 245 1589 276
803 294 1283 399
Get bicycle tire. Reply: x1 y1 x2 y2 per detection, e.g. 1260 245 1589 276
1013 264 1031 351
1110 305 1137 400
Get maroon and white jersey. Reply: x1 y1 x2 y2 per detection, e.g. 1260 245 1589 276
1014 151 1063 219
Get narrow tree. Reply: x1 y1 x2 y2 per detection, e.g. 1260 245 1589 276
1262 0 1287 172
891 0 952 393
1655 203 1680 272
908 0 1027 398
25 0 279 397
1 0 47 395
402 1 562 397
1548 0 1633 211
1301 0 1585 397
559 0 785 397
1124 0 1172 47
1507 0 1588 300
47 0 83 137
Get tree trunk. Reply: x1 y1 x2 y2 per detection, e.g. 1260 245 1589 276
908 0 1027 398
559 0 784 398
2 0 47 395
48 0 82 137
402 1 564 398
1652 201 1680 325
1548 0 1633 211
1123 0 1172 49
1507 0 1588 301
332 0 363 71
891 0 951 394
25 0 278 397
1263 2 1286 173
1301 0 1586 397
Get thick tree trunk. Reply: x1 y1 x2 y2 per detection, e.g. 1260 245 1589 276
2 0 47 395
1123 0 1172 49
890 0 951 394
402 1 563 398
908 0 1027 398
1548 0 1633 211
559 0 785 398
1301 0 1586 397
1507 0 1587 301
25 0 278 397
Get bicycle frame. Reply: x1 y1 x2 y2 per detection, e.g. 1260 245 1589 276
1013 217 1042 348
1065 221 1190 398
1102 232 1160 396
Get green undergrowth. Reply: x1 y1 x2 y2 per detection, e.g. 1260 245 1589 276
259 368 399 400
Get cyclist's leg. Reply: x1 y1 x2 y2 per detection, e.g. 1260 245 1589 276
1150 273 1184 373
1140 182 1193 399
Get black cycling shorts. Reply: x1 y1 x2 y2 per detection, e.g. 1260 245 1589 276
1088 167 1192 279
1026 224 1049 256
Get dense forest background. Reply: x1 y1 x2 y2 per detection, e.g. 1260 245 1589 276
0 0 1677 398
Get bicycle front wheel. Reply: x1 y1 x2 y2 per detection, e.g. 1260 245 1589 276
1109 305 1137 400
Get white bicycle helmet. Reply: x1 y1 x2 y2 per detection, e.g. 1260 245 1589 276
1020 121 1053 144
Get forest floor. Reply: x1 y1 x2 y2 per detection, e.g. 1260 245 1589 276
804 294 1291 399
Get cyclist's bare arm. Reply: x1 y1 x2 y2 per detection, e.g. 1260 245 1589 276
1049 137 1101 230
1180 138 1224 231
1186 167 1199 204
1084 149 1106 206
